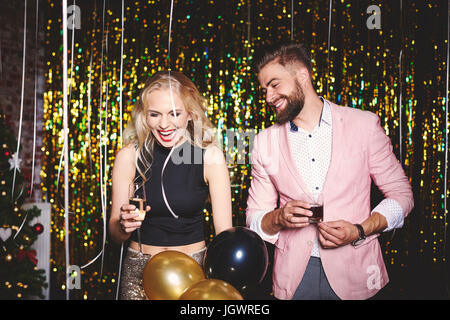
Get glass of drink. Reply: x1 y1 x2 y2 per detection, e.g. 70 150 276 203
129 182 146 255
308 193 323 224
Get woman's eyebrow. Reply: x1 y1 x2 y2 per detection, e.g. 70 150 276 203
147 108 183 113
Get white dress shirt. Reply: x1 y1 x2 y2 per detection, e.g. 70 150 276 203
250 98 404 257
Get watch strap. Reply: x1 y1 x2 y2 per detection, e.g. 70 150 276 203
351 224 366 246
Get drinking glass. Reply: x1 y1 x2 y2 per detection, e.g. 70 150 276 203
308 193 323 224
128 182 146 255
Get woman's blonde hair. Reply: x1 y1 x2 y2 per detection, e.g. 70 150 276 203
123 70 217 182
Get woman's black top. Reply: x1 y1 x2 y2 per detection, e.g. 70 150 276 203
130 140 209 246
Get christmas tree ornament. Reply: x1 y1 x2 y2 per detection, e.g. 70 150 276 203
32 223 44 235
0 227 12 242
17 249 38 265
8 152 22 172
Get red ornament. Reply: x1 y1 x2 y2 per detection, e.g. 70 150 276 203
33 223 44 235
17 249 37 265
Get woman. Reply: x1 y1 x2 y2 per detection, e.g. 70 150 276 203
109 71 232 300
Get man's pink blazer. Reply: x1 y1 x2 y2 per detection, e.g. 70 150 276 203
246 101 414 300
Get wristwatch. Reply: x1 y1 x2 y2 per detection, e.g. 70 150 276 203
351 224 366 246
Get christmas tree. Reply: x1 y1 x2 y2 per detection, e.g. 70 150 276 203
0 112 47 299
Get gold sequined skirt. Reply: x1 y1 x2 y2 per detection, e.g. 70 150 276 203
119 246 206 300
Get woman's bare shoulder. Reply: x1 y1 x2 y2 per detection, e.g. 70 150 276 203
114 143 136 168
204 145 226 165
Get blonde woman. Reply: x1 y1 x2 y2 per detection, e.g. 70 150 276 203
109 71 232 300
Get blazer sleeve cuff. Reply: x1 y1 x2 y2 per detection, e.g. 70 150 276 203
249 210 280 244
371 198 404 232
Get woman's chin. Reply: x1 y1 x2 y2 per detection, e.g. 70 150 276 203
156 138 176 148
154 133 186 148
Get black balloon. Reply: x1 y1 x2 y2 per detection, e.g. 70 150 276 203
204 227 269 293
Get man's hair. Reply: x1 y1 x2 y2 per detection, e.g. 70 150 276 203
253 42 313 82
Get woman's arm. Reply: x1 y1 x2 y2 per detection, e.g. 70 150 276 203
204 145 233 235
109 144 140 244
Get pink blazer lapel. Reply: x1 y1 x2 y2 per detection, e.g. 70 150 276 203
279 122 311 198
322 102 345 197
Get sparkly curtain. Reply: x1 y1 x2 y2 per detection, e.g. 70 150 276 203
42 0 448 299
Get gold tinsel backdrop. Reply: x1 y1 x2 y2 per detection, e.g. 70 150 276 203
39 0 448 299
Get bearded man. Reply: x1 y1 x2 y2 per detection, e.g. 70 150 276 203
245 42 414 300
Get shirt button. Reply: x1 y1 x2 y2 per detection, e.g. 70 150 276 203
315 187 319 190
312 158 315 162
307 240 313 246
308 134 312 138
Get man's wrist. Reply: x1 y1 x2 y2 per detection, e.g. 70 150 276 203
262 208 283 235
352 224 360 242
351 224 366 246
273 208 283 228
361 211 387 237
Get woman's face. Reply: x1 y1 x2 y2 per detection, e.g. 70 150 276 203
145 88 191 148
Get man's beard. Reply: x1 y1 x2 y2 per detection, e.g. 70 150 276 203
276 82 305 125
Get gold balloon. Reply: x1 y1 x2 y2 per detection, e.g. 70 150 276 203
142 250 205 300
179 279 244 300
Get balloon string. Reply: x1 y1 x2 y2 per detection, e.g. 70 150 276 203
62 0 70 301
81 249 103 269
57 0 76 192
68 0 75 106
97 0 107 278
101 75 109 278
87 49 93 173
119 0 124 149
162 146 179 219
12 0 27 199
56 0 76 194
162 0 179 219
30 0 39 198
13 0 39 245
56 3 81 299
115 243 124 300
13 212 28 240
11 0 29 245
116 0 125 301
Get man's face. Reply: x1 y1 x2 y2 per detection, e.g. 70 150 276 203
257 61 305 124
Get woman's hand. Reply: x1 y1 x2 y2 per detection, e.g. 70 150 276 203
119 204 151 234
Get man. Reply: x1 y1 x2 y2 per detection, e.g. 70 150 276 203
246 42 414 300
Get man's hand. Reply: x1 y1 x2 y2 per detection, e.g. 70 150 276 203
261 200 313 235
276 200 313 229
317 220 359 248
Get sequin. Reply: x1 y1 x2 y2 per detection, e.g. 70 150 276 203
119 247 206 300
